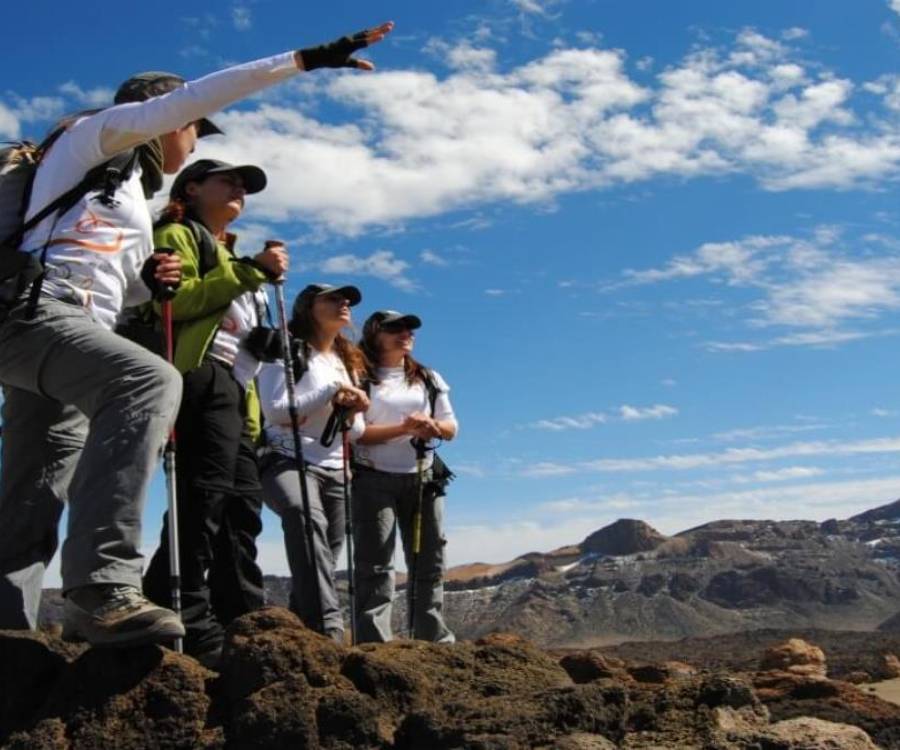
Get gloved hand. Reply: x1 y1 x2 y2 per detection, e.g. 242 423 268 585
299 22 394 71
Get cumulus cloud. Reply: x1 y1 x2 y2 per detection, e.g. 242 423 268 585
891 0 900 17
319 249 416 291
420 249 449 266
58 82 114 109
0 102 19 139
6 28 900 237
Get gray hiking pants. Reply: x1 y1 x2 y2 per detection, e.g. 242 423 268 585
352 466 454 644
261 455 346 639
0 297 181 629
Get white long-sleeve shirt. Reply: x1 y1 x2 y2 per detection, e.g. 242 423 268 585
258 348 365 469
22 52 299 330
354 367 457 473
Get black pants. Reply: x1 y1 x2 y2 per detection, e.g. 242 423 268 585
143 360 265 655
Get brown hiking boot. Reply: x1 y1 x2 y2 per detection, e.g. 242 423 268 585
62 584 185 647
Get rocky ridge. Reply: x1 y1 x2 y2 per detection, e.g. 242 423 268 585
425 500 900 646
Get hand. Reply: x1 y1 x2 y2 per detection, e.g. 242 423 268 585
402 412 432 436
254 241 288 280
153 251 182 288
297 22 394 72
141 249 182 300
333 385 370 412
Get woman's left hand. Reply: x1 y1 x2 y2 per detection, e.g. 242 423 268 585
153 251 182 287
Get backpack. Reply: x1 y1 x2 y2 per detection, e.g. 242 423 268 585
0 126 138 315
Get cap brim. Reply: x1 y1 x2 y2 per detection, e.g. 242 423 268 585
328 285 362 306
382 314 422 330
204 164 267 194
197 118 223 138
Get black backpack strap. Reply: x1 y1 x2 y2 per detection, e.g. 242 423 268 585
183 218 220 278
290 337 310 382
421 368 439 417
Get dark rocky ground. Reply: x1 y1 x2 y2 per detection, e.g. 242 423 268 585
3 608 899 749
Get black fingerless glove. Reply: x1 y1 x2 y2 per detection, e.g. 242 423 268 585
299 29 370 70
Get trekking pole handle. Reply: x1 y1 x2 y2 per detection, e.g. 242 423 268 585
153 246 179 301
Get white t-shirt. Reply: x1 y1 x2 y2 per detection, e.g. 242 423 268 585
354 367 457 474
258 347 365 469
207 289 268 388
21 51 298 330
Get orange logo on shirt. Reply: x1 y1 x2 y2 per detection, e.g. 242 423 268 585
48 209 124 253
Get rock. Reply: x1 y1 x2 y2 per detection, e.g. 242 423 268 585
697 675 759 709
766 716 880 749
760 638 827 678
845 671 871 685
580 519 668 556
883 653 900 678
2 643 216 750
559 652 628 684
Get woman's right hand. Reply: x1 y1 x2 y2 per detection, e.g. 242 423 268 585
254 242 289 280
333 385 370 412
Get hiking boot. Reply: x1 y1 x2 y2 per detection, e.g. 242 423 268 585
62 584 185 647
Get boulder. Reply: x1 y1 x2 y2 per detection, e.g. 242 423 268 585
760 638 827 678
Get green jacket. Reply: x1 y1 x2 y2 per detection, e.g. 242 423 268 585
153 222 269 440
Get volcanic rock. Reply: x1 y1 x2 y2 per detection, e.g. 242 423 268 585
580 519 668 557
760 638 828 678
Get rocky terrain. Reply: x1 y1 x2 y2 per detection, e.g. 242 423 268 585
4 608 900 749
38 499 900 648
429 500 900 646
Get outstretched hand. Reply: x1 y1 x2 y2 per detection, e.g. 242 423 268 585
298 21 394 71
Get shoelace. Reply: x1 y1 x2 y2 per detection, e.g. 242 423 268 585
95 586 147 615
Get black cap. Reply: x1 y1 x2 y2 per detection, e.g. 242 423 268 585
114 71 222 138
170 159 267 201
293 283 363 317
367 309 422 331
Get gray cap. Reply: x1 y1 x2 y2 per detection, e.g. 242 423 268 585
293 283 363 317
114 71 222 137
367 309 422 330
170 159 267 200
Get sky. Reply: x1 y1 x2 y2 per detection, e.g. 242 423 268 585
4 0 900 585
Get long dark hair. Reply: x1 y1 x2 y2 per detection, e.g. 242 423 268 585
290 293 367 383
360 315 426 386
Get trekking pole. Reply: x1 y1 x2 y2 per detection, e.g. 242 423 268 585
321 406 357 645
341 419 357 645
408 438 427 639
274 279 326 633
158 247 182 654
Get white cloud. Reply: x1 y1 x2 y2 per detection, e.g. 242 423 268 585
872 408 900 417
532 412 608 431
58 82 114 109
580 436 900 474
484 289 507 296
510 0 557 16
7 28 900 237
0 102 20 139
613 228 900 351
319 249 416 291
749 466 824 482
521 461 578 477
420 249 449 266
619 404 678 421
232 4 252 30
891 0 900 17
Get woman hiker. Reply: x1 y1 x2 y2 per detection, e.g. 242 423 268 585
257 283 369 642
0 21 393 647
141 158 285 666
353 310 458 643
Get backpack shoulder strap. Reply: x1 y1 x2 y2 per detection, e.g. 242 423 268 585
290 337 310 382
421 368 439 417
182 218 220 278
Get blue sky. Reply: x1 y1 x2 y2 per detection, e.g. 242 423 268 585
5 0 900 584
